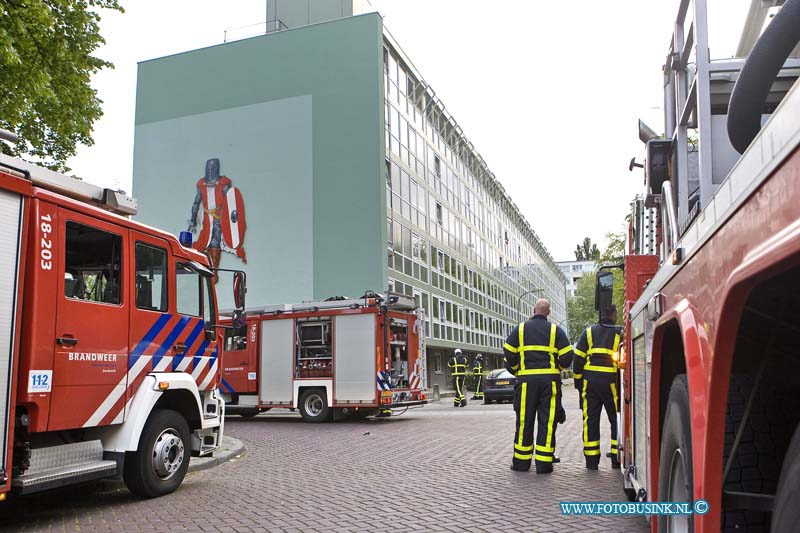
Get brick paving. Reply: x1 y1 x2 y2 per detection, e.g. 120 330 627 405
1 389 649 532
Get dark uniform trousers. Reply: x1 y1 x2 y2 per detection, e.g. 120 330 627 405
574 323 622 467
581 377 619 467
513 379 559 471
473 364 484 399
453 374 466 406
448 355 468 407
554 379 565 437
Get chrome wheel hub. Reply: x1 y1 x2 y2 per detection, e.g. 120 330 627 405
666 448 690 533
152 428 185 480
305 394 324 416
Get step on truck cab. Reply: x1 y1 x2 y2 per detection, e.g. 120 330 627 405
220 292 427 422
0 151 245 500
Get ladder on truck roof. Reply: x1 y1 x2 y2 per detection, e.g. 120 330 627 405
239 292 417 316
658 0 800 233
0 153 137 216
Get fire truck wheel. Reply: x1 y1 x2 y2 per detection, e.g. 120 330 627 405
657 374 694 533
298 389 331 423
123 409 191 498
771 423 800 533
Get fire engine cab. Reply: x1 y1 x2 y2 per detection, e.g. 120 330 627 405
0 149 244 500
220 292 427 422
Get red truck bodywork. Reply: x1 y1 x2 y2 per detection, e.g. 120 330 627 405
620 98 800 533
0 156 226 498
220 296 427 418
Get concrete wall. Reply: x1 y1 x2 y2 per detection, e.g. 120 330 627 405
267 0 374 29
133 13 386 307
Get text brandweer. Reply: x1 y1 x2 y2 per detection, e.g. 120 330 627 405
68 353 118 362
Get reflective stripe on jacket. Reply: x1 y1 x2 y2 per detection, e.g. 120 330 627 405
573 320 622 381
502 315 573 382
448 354 468 375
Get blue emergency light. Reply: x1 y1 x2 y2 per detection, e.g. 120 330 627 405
179 231 193 247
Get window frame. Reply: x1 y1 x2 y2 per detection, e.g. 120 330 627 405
63 220 124 307
134 241 169 312
175 261 203 318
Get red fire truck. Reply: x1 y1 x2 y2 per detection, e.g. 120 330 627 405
220 293 427 422
609 1 800 531
0 148 244 500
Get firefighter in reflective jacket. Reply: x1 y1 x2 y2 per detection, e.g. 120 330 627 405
573 304 623 470
471 353 485 400
448 349 468 407
504 299 573 474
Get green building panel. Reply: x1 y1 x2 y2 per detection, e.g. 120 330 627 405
133 14 386 306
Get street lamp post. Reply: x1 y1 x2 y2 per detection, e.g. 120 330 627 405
516 288 544 321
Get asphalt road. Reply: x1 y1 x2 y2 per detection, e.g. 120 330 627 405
1 390 650 532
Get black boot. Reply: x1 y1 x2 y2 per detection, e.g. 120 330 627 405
552 456 561 464
535 463 554 474
611 457 621 469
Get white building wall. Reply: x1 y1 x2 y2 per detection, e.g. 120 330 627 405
556 260 596 298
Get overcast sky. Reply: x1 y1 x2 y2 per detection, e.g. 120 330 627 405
65 0 751 261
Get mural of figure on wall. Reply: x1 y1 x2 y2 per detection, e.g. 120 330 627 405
187 158 247 269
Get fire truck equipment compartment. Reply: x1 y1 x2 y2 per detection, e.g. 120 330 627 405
333 314 376 403
0 189 22 481
259 319 294 404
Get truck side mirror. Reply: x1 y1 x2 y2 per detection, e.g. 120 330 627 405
233 271 246 310
595 271 614 312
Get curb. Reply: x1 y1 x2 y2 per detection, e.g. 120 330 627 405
188 436 245 473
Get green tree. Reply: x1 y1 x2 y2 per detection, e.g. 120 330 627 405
567 273 596 341
566 231 627 341
0 0 123 169
574 237 601 261
599 231 625 265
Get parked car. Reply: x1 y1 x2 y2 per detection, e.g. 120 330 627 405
483 369 517 404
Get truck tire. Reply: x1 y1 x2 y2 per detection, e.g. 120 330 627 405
658 374 694 533
123 409 191 498
298 389 331 423
722 374 799 531
771 424 800 533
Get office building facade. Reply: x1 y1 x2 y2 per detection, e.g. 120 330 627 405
132 10 566 390
557 260 597 297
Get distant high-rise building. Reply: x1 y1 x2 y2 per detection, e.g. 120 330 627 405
557 260 597 298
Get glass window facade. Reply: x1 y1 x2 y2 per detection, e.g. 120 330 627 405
383 39 567 353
